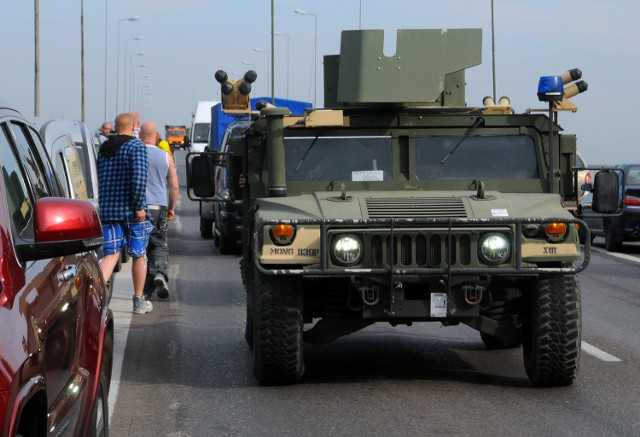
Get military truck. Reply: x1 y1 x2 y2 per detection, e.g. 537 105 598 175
187 29 619 387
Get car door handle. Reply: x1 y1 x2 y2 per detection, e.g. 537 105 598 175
57 265 78 283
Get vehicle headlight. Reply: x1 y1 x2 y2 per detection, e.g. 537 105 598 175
332 235 362 266
479 233 511 264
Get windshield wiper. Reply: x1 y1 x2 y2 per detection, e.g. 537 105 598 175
295 135 320 172
440 117 484 164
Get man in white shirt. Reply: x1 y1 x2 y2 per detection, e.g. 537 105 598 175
139 121 179 298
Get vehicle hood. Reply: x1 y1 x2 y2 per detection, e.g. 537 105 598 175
255 190 574 222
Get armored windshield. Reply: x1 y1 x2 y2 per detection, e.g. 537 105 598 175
285 136 392 182
416 135 539 180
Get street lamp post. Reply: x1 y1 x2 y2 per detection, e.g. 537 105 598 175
130 64 147 110
274 31 290 99
126 51 145 111
120 35 143 113
136 79 151 112
253 48 270 98
294 9 317 107
115 18 139 115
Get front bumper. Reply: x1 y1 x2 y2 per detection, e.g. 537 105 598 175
253 216 590 276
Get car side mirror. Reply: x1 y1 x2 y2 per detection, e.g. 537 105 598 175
592 171 620 213
580 183 593 192
15 197 103 261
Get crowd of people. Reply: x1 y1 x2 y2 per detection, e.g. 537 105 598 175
97 111 179 314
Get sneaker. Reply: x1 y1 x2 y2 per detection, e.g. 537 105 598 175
154 273 169 299
133 295 153 314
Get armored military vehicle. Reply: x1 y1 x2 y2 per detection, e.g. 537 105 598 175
187 29 619 387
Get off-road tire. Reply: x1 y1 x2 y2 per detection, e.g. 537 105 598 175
253 268 303 385
89 371 109 437
200 217 214 239
604 222 622 252
523 274 581 387
242 258 254 348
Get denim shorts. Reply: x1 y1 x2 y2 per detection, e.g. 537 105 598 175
102 214 153 257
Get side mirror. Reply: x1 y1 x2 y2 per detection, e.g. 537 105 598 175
190 154 216 198
592 171 620 213
580 183 593 192
15 197 103 261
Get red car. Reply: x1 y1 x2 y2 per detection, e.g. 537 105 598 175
0 102 113 436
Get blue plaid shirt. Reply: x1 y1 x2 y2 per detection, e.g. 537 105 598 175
97 135 148 222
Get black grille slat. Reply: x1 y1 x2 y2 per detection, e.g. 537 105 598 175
460 235 471 265
445 236 456 264
400 235 412 265
386 236 398 265
416 235 427 265
360 230 474 268
430 235 441 265
372 235 382 267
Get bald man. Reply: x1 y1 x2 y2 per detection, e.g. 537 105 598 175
139 121 179 299
98 113 153 314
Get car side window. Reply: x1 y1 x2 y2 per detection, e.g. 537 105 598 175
8 121 53 200
27 125 63 196
0 124 35 241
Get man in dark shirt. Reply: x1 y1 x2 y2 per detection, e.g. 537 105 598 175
98 112 154 314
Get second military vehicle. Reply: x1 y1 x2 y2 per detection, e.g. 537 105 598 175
188 29 619 387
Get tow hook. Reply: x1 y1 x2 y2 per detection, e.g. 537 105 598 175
360 285 380 306
462 284 485 306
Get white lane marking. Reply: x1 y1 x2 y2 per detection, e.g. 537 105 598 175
581 341 622 362
108 262 134 423
591 246 640 264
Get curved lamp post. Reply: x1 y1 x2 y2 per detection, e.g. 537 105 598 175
115 20 139 114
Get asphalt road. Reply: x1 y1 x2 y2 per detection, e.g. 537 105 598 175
108 150 640 437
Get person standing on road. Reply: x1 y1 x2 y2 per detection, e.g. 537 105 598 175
129 111 141 138
140 121 179 299
96 121 113 144
98 112 154 314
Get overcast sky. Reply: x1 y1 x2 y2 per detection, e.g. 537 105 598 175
1 0 638 165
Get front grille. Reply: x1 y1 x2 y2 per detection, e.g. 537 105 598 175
370 231 472 268
365 197 467 218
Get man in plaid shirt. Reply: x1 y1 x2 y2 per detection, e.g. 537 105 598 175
98 112 154 314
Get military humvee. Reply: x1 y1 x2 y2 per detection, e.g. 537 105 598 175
188 29 619 387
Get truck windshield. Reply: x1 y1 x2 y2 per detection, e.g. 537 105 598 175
285 136 392 182
415 135 539 180
193 123 210 142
